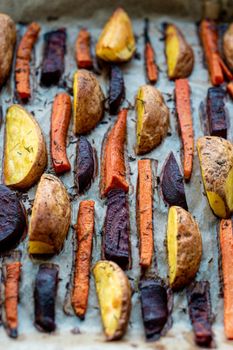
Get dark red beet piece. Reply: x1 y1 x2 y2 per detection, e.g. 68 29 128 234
187 281 213 347
40 28 66 86
109 65 125 115
103 189 131 270
207 87 227 138
75 136 95 194
161 152 188 210
34 264 59 332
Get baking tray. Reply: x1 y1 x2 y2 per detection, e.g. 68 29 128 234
0 4 233 350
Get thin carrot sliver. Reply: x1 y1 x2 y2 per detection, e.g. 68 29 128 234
175 78 194 181
50 93 72 174
227 82 233 99
137 159 153 268
75 29 93 69
145 42 158 84
71 200 95 318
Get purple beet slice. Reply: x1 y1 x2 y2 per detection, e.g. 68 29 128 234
207 87 227 138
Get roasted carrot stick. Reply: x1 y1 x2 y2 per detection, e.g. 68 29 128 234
137 159 153 268
227 82 233 99
71 200 95 319
175 79 194 181
220 219 233 339
5 262 21 338
50 93 72 174
101 109 129 197
15 22 40 100
75 29 93 69
144 18 158 84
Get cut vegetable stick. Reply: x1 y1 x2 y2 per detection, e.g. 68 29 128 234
175 79 194 181
227 82 233 99
5 262 21 338
75 28 93 69
220 219 233 339
71 200 95 319
144 19 158 84
50 92 71 174
101 109 129 197
109 65 125 115
207 87 227 138
15 22 40 100
137 159 153 268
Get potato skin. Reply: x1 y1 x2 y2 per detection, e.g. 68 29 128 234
4 105 47 189
167 206 202 290
73 70 105 134
136 85 169 154
223 24 233 71
93 260 131 340
28 174 71 255
0 13 16 87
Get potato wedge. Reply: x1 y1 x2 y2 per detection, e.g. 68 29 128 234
197 136 233 218
136 85 169 154
93 260 131 340
73 69 105 134
4 104 47 189
96 8 136 62
167 206 202 290
223 24 233 71
165 23 194 80
0 13 16 87
28 174 71 255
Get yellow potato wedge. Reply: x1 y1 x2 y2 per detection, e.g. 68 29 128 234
73 69 105 134
136 85 169 154
165 23 194 80
93 260 131 340
96 8 136 62
223 23 233 71
3 104 47 189
167 206 202 290
197 136 233 218
28 174 71 255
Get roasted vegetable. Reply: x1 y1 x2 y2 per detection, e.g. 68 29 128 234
161 152 188 210
15 22 40 100
28 174 71 255
175 79 194 181
72 200 95 319
103 189 131 270
144 18 158 84
109 65 125 115
3 104 47 189
139 278 170 341
0 13 16 87
165 23 194 80
101 109 129 197
227 81 233 99
136 85 169 155
200 20 232 86
40 28 66 86
75 136 96 194
137 159 154 268
73 69 105 134
93 260 131 340
50 92 71 174
187 281 213 347
167 206 202 290
96 8 136 63
197 136 233 218
4 261 22 338
223 24 233 71
34 263 59 332
207 87 227 138
219 219 233 339
75 28 93 69
0 185 26 251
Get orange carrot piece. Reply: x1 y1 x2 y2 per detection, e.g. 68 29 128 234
220 219 233 339
227 82 233 99
71 200 95 319
218 56 233 81
5 262 21 338
101 109 129 197
137 159 153 268
50 93 72 174
175 79 194 181
75 29 93 69
15 22 40 100
145 43 158 84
